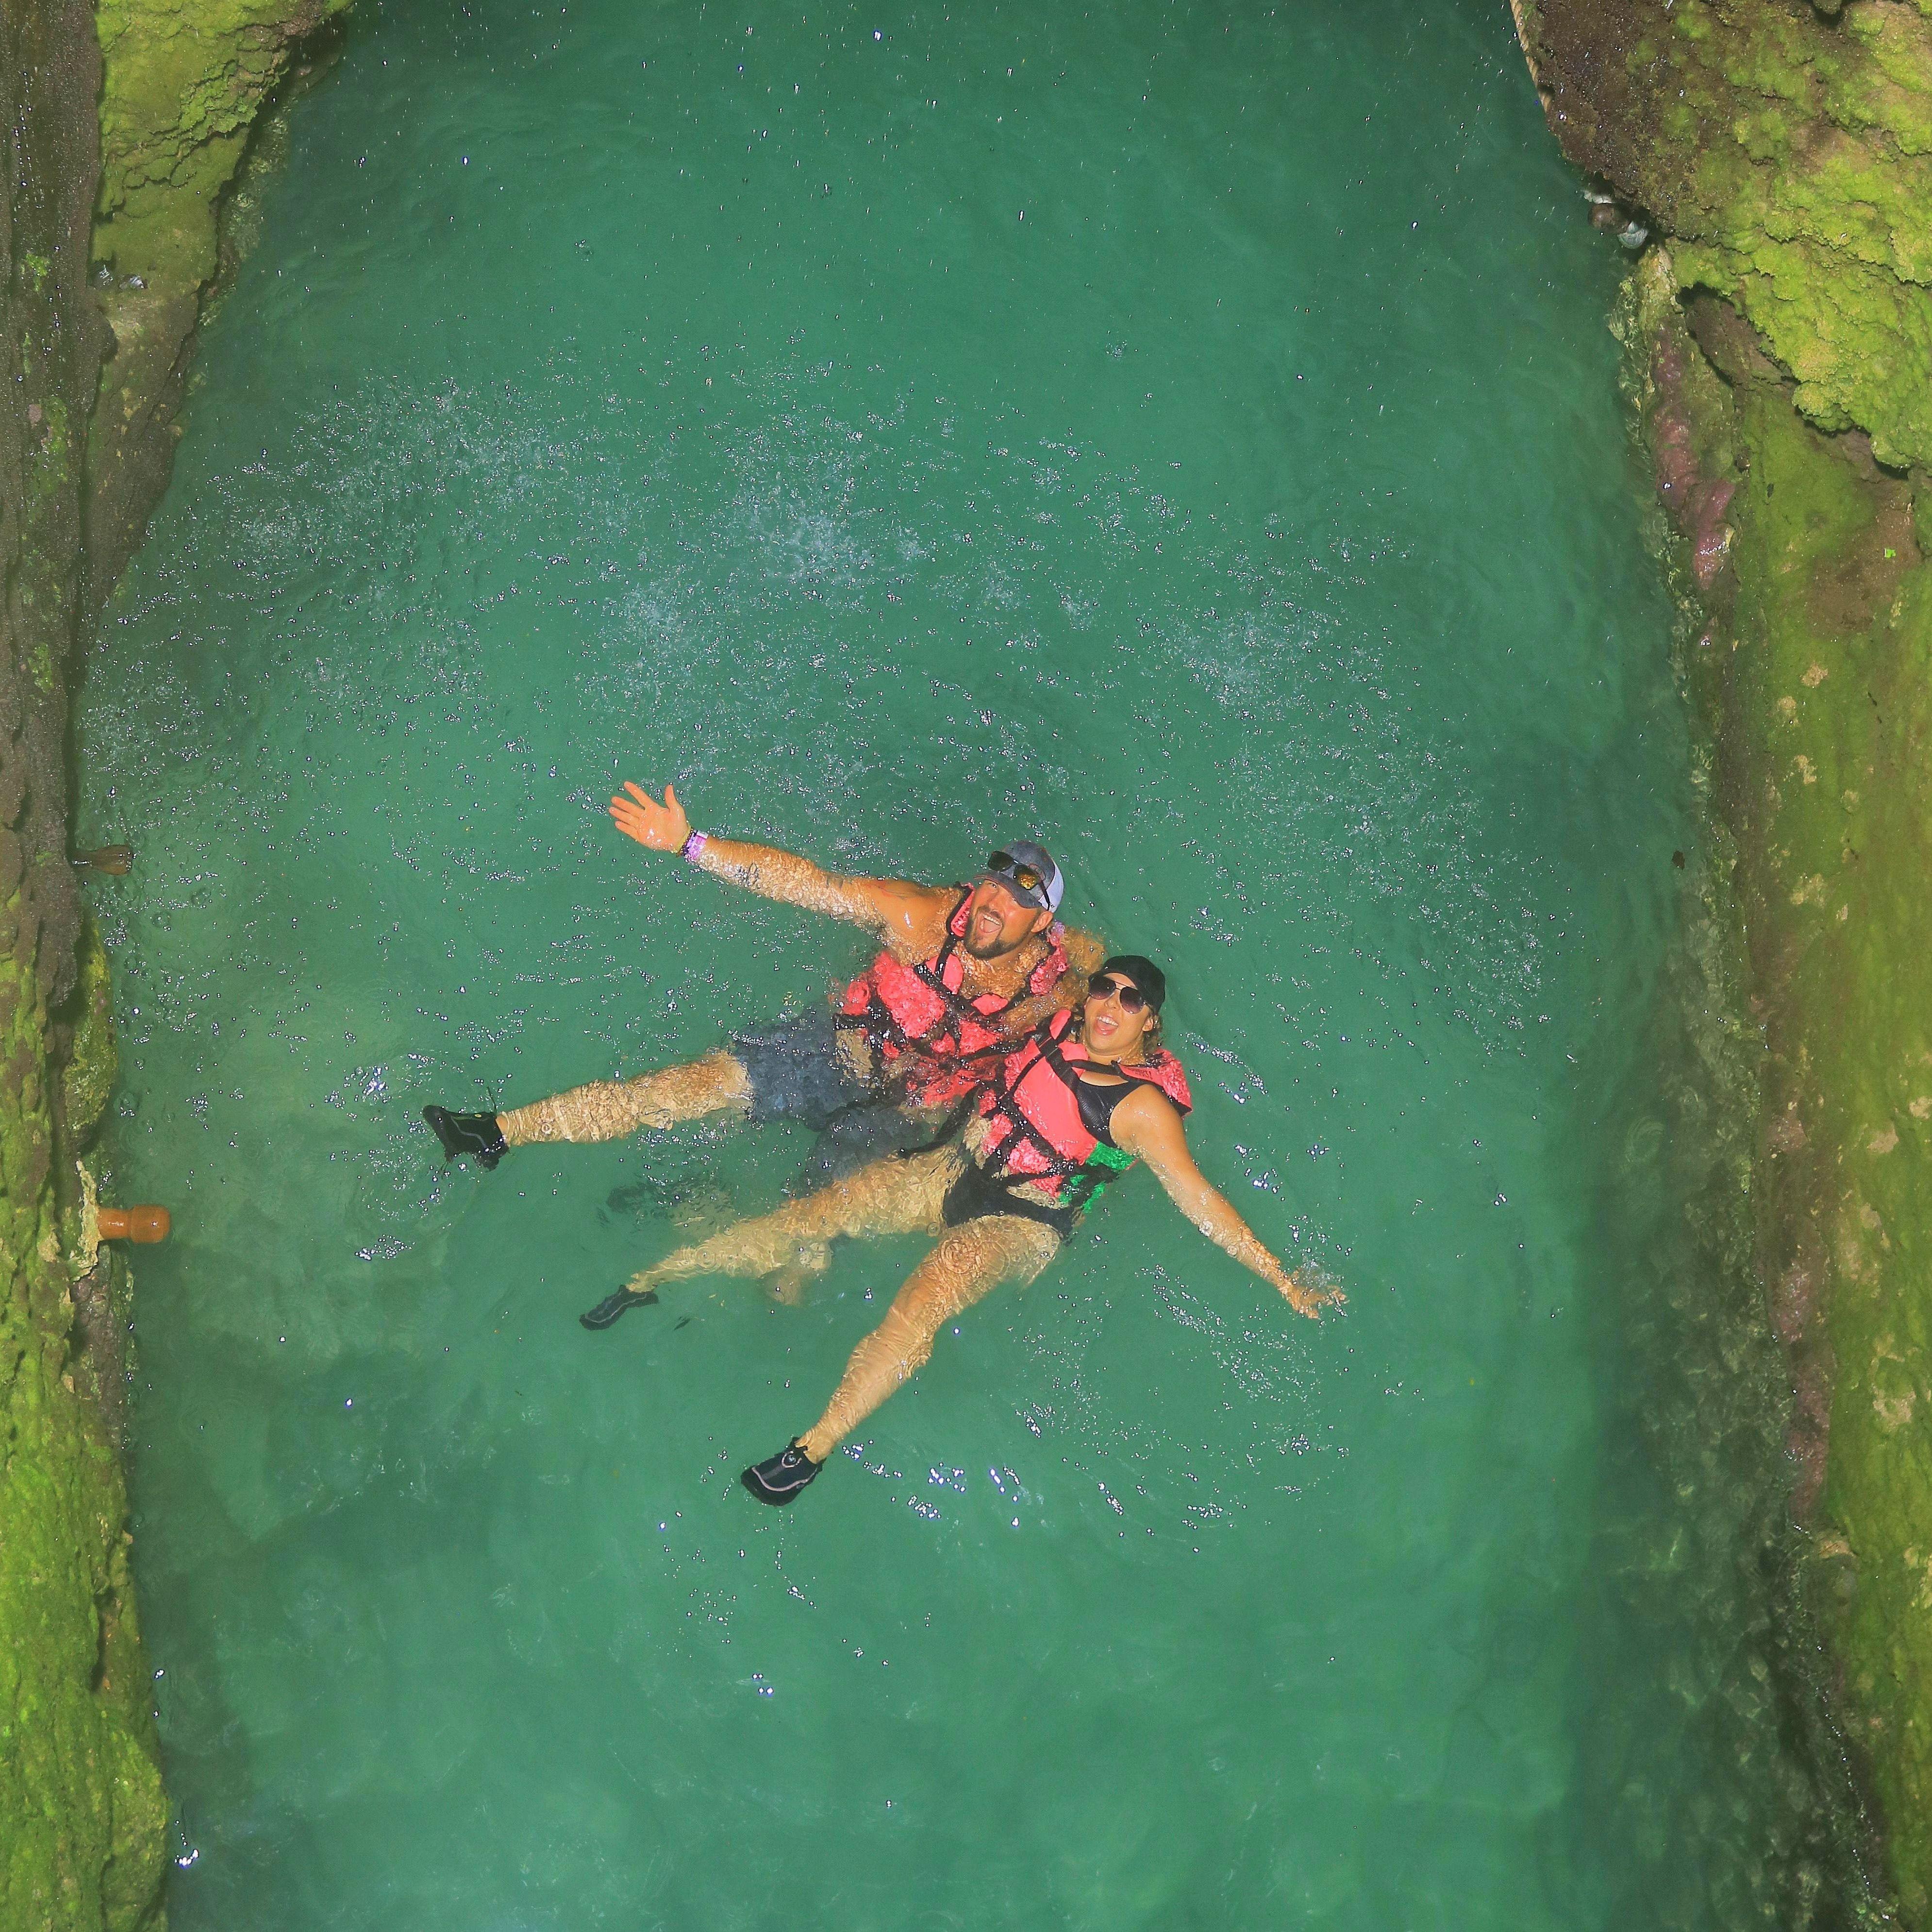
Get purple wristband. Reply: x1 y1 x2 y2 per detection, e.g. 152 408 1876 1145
680 829 709 862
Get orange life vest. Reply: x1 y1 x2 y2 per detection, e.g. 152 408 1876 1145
975 1008 1193 1209
837 888 1068 1105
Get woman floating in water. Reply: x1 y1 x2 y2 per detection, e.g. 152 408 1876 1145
581 956 1342 1504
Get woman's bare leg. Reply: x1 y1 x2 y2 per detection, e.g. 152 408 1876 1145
500 1049 752 1146
796 1216 1060 1463
622 1148 958 1297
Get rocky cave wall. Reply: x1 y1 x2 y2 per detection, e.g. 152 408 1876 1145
1516 0 1932 1918
1 3 345 1928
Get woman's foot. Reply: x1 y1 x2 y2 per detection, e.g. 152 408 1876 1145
423 1106 507 1169
740 1440 822 1504
580 1285 660 1330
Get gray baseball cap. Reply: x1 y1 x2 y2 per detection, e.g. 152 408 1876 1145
982 840 1064 915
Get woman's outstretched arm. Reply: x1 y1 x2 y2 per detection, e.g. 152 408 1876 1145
1114 1087 1342 1319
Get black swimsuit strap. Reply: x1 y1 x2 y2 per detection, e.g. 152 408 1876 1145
981 1022 1171 1183
1035 1030 1166 1123
979 1035 1091 1185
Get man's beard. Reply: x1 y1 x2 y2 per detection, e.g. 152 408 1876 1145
962 915 1022 962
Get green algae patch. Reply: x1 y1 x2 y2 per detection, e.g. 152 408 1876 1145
1702 387 1932 1917
93 0 352 298
0 935 167 1932
1519 0 1932 470
88 0 353 593
60 923 118 1156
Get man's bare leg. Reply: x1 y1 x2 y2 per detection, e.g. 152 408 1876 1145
500 1049 753 1147
795 1214 1059 1463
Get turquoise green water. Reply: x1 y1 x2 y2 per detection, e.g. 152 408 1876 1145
77 1 1859 1925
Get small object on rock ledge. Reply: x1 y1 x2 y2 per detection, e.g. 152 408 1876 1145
1617 220 1650 251
97 1205 170 1243
72 844 133 874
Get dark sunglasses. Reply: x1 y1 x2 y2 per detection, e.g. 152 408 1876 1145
1085 973 1149 1014
986 851 1046 896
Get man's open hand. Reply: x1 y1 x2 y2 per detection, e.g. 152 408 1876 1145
609 781 693 853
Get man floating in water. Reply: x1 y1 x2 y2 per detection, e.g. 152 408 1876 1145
424 781 1104 1203
579 957 1343 1504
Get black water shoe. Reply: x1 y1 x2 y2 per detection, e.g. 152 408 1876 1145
580 1286 659 1331
423 1105 507 1170
740 1440 822 1505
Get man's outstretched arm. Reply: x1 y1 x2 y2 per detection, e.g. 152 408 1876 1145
609 781 943 944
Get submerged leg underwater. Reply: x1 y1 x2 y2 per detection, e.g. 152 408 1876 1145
76 0 1865 1925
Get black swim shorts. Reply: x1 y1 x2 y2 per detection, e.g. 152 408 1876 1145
729 1007 871 1132
730 1007 967 1194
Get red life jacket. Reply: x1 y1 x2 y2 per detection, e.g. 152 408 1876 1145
976 1008 1192 1207
837 889 1069 1105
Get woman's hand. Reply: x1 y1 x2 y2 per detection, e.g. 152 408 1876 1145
609 780 692 853
1277 1268 1344 1320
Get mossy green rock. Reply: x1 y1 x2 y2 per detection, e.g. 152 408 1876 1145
1632 238 1932 1907
0 934 168 1932
1529 2 1932 1907
88 0 353 594
1718 396 1932 1919
61 924 118 1153
1521 0 1932 468
94 0 352 297
6 0 346 1925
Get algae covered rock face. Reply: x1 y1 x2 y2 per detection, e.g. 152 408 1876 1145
61 921 119 1153
1521 3 1932 1917
93 0 350 298
1721 398 1932 1925
1610 203 1932 1932
3 0 347 1926
89 0 353 592
1517 0 1932 470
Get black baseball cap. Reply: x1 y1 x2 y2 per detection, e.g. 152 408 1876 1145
1095 955 1167 1011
